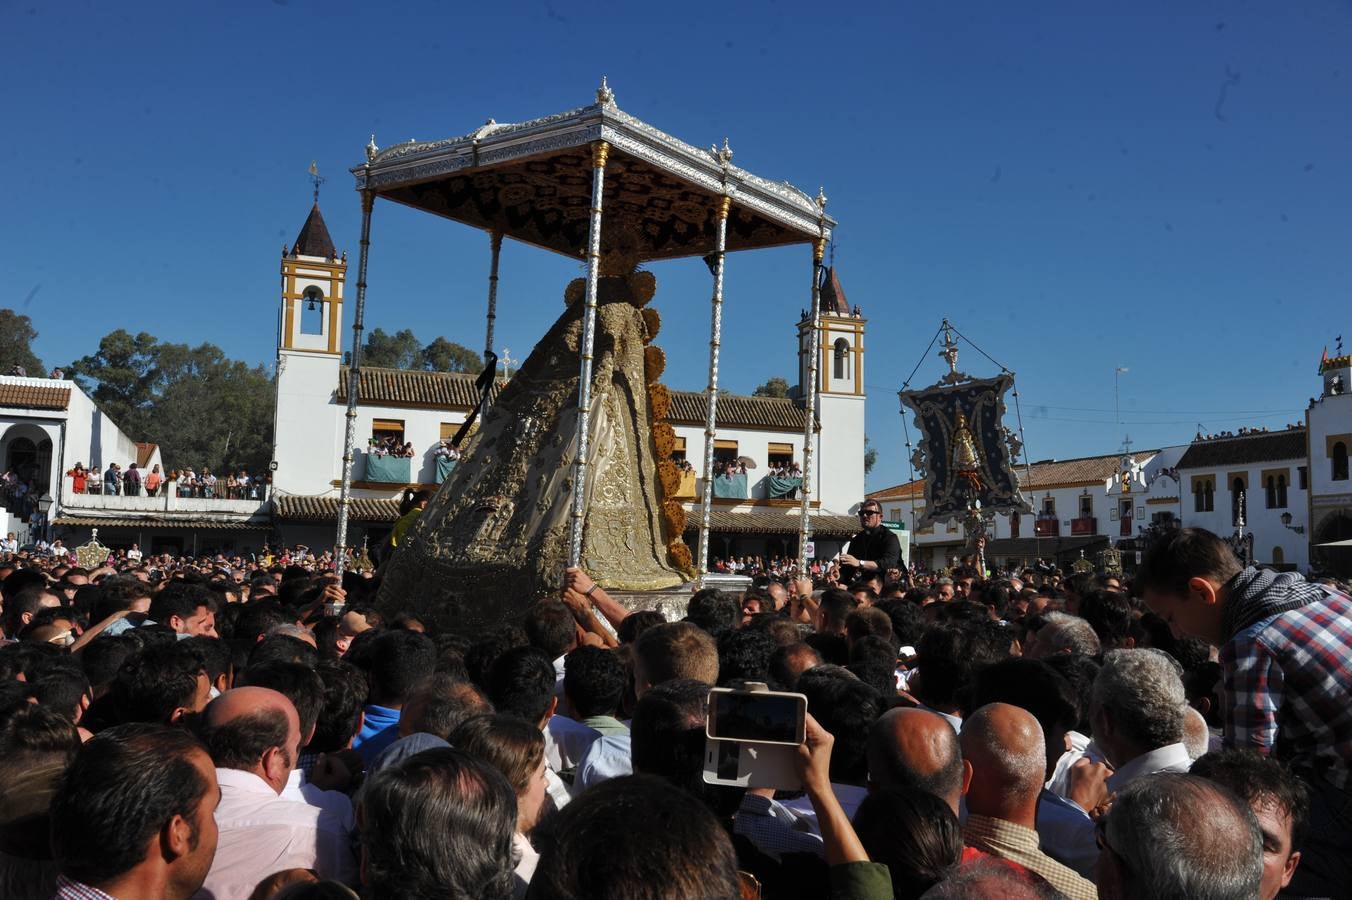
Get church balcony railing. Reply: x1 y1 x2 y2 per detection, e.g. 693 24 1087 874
60 476 269 517
1070 517 1097 536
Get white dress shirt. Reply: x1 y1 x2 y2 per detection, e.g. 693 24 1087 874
195 768 357 900
512 831 539 900
573 733 632 793
1105 741 1193 793
553 654 567 699
280 769 355 834
543 715 599 773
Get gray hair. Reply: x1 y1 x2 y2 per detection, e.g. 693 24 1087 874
1182 706 1210 760
1041 612 1101 657
1102 774 1262 900
1093 648 1185 750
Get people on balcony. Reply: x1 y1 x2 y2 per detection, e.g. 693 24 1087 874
145 463 163 496
718 460 747 477
123 462 142 496
368 435 418 458
66 463 88 495
102 462 121 495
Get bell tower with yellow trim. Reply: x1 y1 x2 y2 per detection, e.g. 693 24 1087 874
279 203 345 355
273 201 347 496
796 265 866 512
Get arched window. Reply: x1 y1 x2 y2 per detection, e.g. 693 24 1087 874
833 338 850 381
1194 478 1215 513
1010 510 1021 539
300 287 325 335
1334 442 1349 481
1276 473 1288 508
1272 546 1285 566
1266 476 1277 510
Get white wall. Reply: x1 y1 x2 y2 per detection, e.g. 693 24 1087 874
350 403 470 486
274 351 343 495
817 394 865 513
1178 458 1309 571
1308 390 1352 498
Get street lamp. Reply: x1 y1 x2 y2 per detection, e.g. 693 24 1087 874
36 492 54 541
1280 511 1306 535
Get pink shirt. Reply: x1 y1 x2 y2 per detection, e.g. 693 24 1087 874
194 768 356 900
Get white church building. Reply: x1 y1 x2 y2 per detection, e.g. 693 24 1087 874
268 201 869 559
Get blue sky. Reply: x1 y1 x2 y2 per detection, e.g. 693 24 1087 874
5 1 1349 491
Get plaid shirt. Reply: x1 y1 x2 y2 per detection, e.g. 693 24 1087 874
964 814 1098 900
55 875 116 899
1221 585 1352 791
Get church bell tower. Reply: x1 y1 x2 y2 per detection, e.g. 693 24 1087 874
272 198 347 495
279 203 345 356
797 266 866 512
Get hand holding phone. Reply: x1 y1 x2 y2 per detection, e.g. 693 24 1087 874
703 684 808 791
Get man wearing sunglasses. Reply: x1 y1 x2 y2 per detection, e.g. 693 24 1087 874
838 500 903 586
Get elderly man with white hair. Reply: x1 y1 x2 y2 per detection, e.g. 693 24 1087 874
1090 648 1192 792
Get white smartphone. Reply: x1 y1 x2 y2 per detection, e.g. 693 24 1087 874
705 686 807 746
702 685 808 791
703 738 802 791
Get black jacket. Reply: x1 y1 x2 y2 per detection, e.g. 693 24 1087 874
841 525 903 584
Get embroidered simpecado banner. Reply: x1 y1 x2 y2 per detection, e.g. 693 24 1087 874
900 373 1030 528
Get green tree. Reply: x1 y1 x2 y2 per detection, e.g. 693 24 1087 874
70 332 275 475
67 330 163 432
422 337 484 374
864 436 877 475
361 328 422 369
154 347 275 474
0 310 46 376
752 376 791 399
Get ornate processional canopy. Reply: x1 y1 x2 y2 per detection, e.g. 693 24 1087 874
352 79 835 264
899 322 1032 528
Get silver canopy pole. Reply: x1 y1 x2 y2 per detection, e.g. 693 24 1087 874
335 189 375 576
697 189 733 583
796 190 828 576
566 140 610 568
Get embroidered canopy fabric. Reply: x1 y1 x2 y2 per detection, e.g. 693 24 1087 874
900 374 1030 528
353 91 834 263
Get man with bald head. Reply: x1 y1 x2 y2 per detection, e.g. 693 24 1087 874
867 707 968 815
198 687 356 900
960 703 1098 900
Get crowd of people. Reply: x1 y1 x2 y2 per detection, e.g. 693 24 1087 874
367 436 416 459
0 523 1348 899
61 463 267 500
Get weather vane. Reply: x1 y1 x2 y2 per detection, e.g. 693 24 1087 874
308 160 325 203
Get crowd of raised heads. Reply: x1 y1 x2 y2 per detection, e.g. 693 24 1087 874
0 526 1348 899
63 463 268 500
